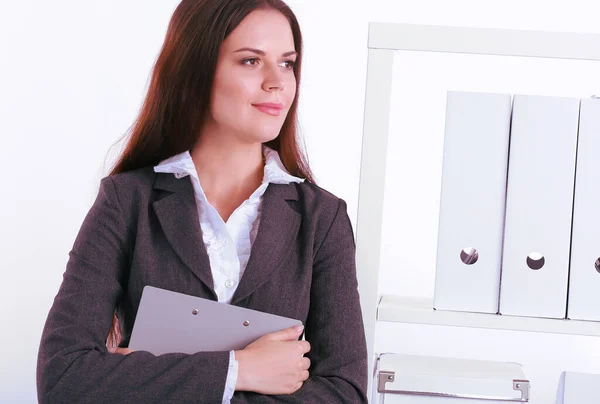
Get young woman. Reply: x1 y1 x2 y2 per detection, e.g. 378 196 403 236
36 0 368 402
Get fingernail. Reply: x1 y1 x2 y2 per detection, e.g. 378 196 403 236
294 325 304 333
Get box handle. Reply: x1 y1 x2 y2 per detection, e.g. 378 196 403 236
377 371 395 392
513 379 530 401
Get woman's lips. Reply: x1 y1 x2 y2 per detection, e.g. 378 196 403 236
252 103 283 116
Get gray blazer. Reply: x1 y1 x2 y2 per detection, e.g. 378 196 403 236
37 167 368 403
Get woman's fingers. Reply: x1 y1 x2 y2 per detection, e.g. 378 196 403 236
300 357 311 370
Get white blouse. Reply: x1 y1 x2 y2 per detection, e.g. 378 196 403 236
153 145 304 403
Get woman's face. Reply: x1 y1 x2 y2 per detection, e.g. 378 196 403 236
207 9 297 145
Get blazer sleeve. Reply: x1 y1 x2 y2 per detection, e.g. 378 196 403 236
36 177 231 404
231 198 369 403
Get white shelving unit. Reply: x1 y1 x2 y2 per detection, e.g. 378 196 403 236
378 295 600 337
355 22 600 399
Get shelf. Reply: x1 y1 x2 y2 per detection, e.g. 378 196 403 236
377 294 600 337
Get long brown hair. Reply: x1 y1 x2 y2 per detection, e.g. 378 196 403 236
106 0 313 348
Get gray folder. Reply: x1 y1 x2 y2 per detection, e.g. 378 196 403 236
128 286 303 355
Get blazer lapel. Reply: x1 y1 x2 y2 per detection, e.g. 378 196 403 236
231 183 301 305
152 173 216 299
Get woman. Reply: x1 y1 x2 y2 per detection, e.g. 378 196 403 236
36 0 368 403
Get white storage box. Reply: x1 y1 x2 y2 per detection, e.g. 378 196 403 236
555 371 600 403
434 91 511 314
373 353 530 403
499 95 579 318
567 98 600 321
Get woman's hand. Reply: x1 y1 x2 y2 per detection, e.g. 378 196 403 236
235 325 310 395
108 347 134 355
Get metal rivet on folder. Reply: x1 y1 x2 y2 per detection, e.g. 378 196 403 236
243 320 250 327
595 258 600 273
192 309 199 315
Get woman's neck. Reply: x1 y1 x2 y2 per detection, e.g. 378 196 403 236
190 133 265 221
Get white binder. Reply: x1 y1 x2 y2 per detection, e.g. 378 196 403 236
499 95 580 318
434 91 512 314
556 372 600 404
567 98 600 321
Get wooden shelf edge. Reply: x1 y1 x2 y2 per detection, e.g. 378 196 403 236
377 294 600 337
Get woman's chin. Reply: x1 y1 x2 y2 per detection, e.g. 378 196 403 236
244 130 281 145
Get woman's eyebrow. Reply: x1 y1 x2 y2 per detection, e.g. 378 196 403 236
234 47 297 57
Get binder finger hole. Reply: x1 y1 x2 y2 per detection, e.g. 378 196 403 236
460 247 479 265
526 253 545 270
595 258 600 273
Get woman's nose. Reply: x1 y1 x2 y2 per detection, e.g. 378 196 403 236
263 80 285 91
262 67 285 92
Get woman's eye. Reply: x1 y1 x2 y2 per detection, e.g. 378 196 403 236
242 58 259 66
281 60 295 69
241 58 295 70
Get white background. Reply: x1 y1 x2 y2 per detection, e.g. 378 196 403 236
2 0 600 402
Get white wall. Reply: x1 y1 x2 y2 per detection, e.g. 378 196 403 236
2 0 600 402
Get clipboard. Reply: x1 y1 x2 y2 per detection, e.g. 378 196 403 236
128 286 303 355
